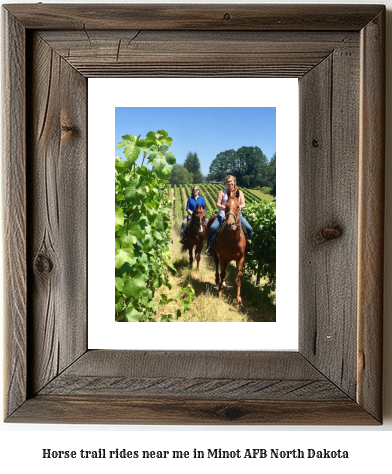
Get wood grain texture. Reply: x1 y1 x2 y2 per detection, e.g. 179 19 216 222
56 350 326 379
298 40 360 399
37 351 346 400
4 4 384 30
27 33 87 395
357 9 385 422
2 4 385 425
2 9 27 419
38 30 358 78
8 396 379 425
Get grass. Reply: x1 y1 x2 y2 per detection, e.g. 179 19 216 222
248 188 275 202
153 218 276 322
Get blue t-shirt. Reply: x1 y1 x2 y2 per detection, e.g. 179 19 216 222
186 195 207 212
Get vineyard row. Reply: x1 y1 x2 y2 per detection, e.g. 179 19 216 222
171 184 267 219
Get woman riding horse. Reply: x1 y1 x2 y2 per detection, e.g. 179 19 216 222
206 175 253 256
179 185 208 244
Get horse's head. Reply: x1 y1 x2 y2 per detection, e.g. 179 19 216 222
192 204 207 235
225 190 240 230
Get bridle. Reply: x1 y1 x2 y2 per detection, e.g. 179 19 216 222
225 211 239 227
224 197 242 242
225 196 240 229
192 209 207 236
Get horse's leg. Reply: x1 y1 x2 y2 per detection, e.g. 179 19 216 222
195 244 201 272
235 255 245 305
213 251 219 285
219 259 228 298
188 245 193 268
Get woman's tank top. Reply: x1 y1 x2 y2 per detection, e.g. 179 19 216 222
218 189 241 217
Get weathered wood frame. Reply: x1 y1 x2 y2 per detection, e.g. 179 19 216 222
3 4 385 424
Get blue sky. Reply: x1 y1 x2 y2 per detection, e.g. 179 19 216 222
115 107 276 175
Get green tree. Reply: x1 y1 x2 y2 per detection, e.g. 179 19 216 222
208 149 237 182
236 146 269 187
183 151 204 183
267 152 276 196
208 146 270 187
169 164 193 185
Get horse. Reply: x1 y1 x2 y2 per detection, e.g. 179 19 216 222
182 204 207 272
206 190 246 305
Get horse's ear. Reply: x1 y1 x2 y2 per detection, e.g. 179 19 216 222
203 205 206 210
236 189 240 198
227 189 231 198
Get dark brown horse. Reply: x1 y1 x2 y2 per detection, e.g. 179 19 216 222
183 204 207 272
206 190 246 305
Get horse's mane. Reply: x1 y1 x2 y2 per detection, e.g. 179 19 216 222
227 188 240 199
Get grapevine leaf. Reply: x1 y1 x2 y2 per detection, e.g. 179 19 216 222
124 144 142 164
125 305 144 322
123 270 147 298
129 221 144 240
124 185 137 200
115 248 135 269
115 277 124 292
151 154 167 173
166 152 176 164
180 300 190 311
115 206 124 228
160 314 174 322
122 134 136 142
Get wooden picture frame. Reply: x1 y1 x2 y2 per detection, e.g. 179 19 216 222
3 4 385 424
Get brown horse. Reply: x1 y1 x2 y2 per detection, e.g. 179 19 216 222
207 190 246 305
183 204 207 272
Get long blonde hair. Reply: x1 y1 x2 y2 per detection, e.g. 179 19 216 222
225 175 239 197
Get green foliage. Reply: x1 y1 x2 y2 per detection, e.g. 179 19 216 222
115 130 192 322
242 201 276 290
183 151 204 183
260 186 272 195
208 146 276 189
208 149 237 183
267 152 276 196
169 164 193 185
198 184 217 219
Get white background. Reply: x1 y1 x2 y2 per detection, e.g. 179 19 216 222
1 0 391 473
88 77 298 350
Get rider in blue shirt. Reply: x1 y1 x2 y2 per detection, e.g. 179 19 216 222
179 186 208 243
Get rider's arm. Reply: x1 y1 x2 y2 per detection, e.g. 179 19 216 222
239 190 246 210
186 197 193 215
216 190 225 210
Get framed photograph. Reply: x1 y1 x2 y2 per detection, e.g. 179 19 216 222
89 78 298 349
3 4 385 424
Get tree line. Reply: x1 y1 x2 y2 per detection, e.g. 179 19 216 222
169 147 276 195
